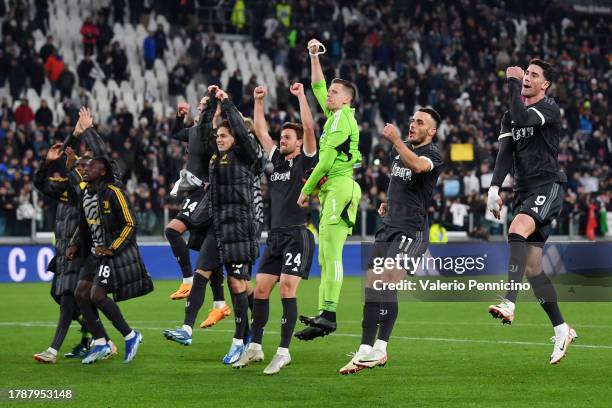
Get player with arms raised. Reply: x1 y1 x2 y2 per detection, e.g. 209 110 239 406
295 39 362 340
487 59 576 364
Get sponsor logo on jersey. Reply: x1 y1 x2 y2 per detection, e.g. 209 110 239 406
391 161 412 181
270 170 291 182
512 126 535 141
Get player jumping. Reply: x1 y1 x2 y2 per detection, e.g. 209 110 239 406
487 59 577 364
295 38 362 340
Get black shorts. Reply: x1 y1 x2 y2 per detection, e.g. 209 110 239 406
93 257 114 292
175 188 212 230
258 227 315 279
78 254 97 282
195 227 251 280
513 182 564 244
368 224 428 273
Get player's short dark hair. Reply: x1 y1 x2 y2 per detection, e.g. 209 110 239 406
529 58 556 85
218 120 231 133
281 122 304 140
331 78 358 106
418 107 441 130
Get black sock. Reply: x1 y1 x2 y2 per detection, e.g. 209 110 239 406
377 300 399 342
248 292 254 312
280 298 297 348
321 310 336 322
250 298 269 345
50 294 76 351
165 227 193 279
75 297 107 340
93 307 110 341
209 267 225 302
528 272 564 326
77 314 91 345
94 296 132 337
232 291 248 340
504 233 528 303
80 335 91 347
184 273 209 327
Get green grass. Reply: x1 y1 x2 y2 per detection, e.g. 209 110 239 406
1 278 612 407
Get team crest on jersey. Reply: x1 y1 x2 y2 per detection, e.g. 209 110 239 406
220 154 229 164
103 200 110 210
391 161 412 181
511 126 534 141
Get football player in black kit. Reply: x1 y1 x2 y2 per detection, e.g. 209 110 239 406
340 108 443 375
231 83 317 374
487 59 576 364
166 96 219 301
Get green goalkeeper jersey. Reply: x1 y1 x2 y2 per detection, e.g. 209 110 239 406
301 79 361 195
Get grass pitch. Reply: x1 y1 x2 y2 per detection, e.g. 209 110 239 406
1 278 611 407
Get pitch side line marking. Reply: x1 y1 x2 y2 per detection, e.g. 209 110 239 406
2 322 611 350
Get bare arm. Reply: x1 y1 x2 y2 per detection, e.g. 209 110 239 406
252 86 276 155
290 83 316 156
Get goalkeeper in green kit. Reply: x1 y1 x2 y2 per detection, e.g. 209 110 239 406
295 38 362 341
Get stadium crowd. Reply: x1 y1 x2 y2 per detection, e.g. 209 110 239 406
0 0 610 239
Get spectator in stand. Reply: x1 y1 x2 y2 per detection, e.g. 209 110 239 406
27 56 46 95
168 57 192 106
153 23 168 60
8 57 25 100
185 33 204 78
116 104 134 138
14 99 34 127
56 65 76 100
35 100 53 128
43 51 64 85
77 54 96 91
38 35 56 63
80 16 100 55
111 41 128 82
0 184 16 236
201 32 224 76
227 69 243 110
143 31 156 70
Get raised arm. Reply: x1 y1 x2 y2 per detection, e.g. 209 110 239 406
33 143 72 201
78 107 123 182
308 39 332 117
506 67 559 127
308 39 325 84
289 82 316 156
215 88 260 164
252 85 276 155
170 102 190 142
382 124 433 173
197 94 218 154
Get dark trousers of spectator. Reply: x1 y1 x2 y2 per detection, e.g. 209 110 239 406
81 78 95 91
59 88 72 100
33 11 50 34
10 85 23 101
